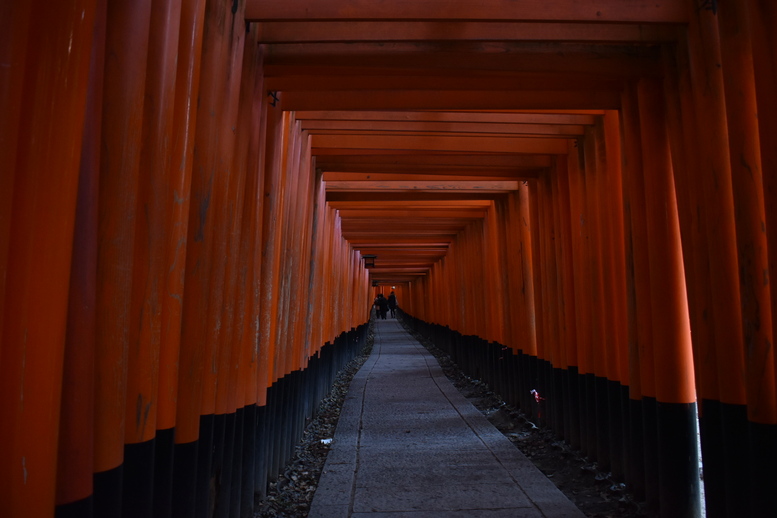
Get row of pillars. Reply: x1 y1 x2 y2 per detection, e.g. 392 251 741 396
401 4 777 517
1 1 372 517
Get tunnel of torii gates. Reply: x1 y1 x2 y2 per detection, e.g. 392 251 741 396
4 1 777 517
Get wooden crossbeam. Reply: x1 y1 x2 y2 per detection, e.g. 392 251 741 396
281 89 622 111
323 173 523 182
245 0 687 24
295 110 600 125
265 72 624 93
300 120 587 137
263 42 662 78
311 134 570 154
256 21 681 44
317 153 552 166
336 208 488 218
326 180 520 192
326 192 509 202
329 198 497 208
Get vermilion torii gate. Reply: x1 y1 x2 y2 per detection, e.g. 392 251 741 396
2 1 776 517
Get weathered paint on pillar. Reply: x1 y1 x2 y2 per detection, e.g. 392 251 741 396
93 3 152 516
55 2 105 512
0 1 97 516
638 77 700 518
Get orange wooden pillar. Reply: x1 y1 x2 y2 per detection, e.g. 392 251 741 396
538 168 563 431
569 136 603 458
54 3 104 516
746 6 777 443
197 3 247 511
583 124 613 472
718 2 777 515
484 201 511 403
517 183 538 413
685 5 752 517
491 199 516 404
258 105 290 490
558 141 590 460
601 112 630 481
226 28 267 517
92 1 152 515
496 194 523 408
307 177 329 357
535 171 551 426
241 68 269 508
251 92 279 502
273 119 305 477
155 0 207 515
211 17 258 518
115 1 184 515
661 40 726 517
172 0 238 514
637 78 700 518
526 179 547 423
484 203 506 347
552 158 581 450
495 196 518 357
0 2 97 516
566 138 596 459
0 2 32 330
619 83 655 504
551 159 571 440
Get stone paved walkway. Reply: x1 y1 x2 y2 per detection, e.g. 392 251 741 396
308 318 586 517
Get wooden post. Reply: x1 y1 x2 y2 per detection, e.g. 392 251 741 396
745 3 777 511
93 1 152 515
55 2 105 515
637 77 700 518
0 1 97 515
553 157 581 449
746 1 777 418
585 124 611 472
0 2 32 331
119 1 184 515
718 3 777 515
620 83 655 504
686 4 750 516
155 0 206 516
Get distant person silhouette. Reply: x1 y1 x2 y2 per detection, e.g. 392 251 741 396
374 293 389 320
387 291 398 318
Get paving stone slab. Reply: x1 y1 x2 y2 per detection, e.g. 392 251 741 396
352 482 534 513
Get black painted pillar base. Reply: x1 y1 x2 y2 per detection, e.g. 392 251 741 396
576 370 588 457
122 437 156 518
93 464 123 518
642 396 659 512
254 404 268 499
628 397 645 501
55 496 93 518
748 421 777 516
241 405 257 518
595 375 611 471
699 400 726 518
195 414 215 518
567 366 581 450
172 440 198 518
154 427 176 518
585 373 597 458
720 402 749 518
656 401 700 518
607 379 624 480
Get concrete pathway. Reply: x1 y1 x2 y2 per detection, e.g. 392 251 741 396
308 318 586 517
